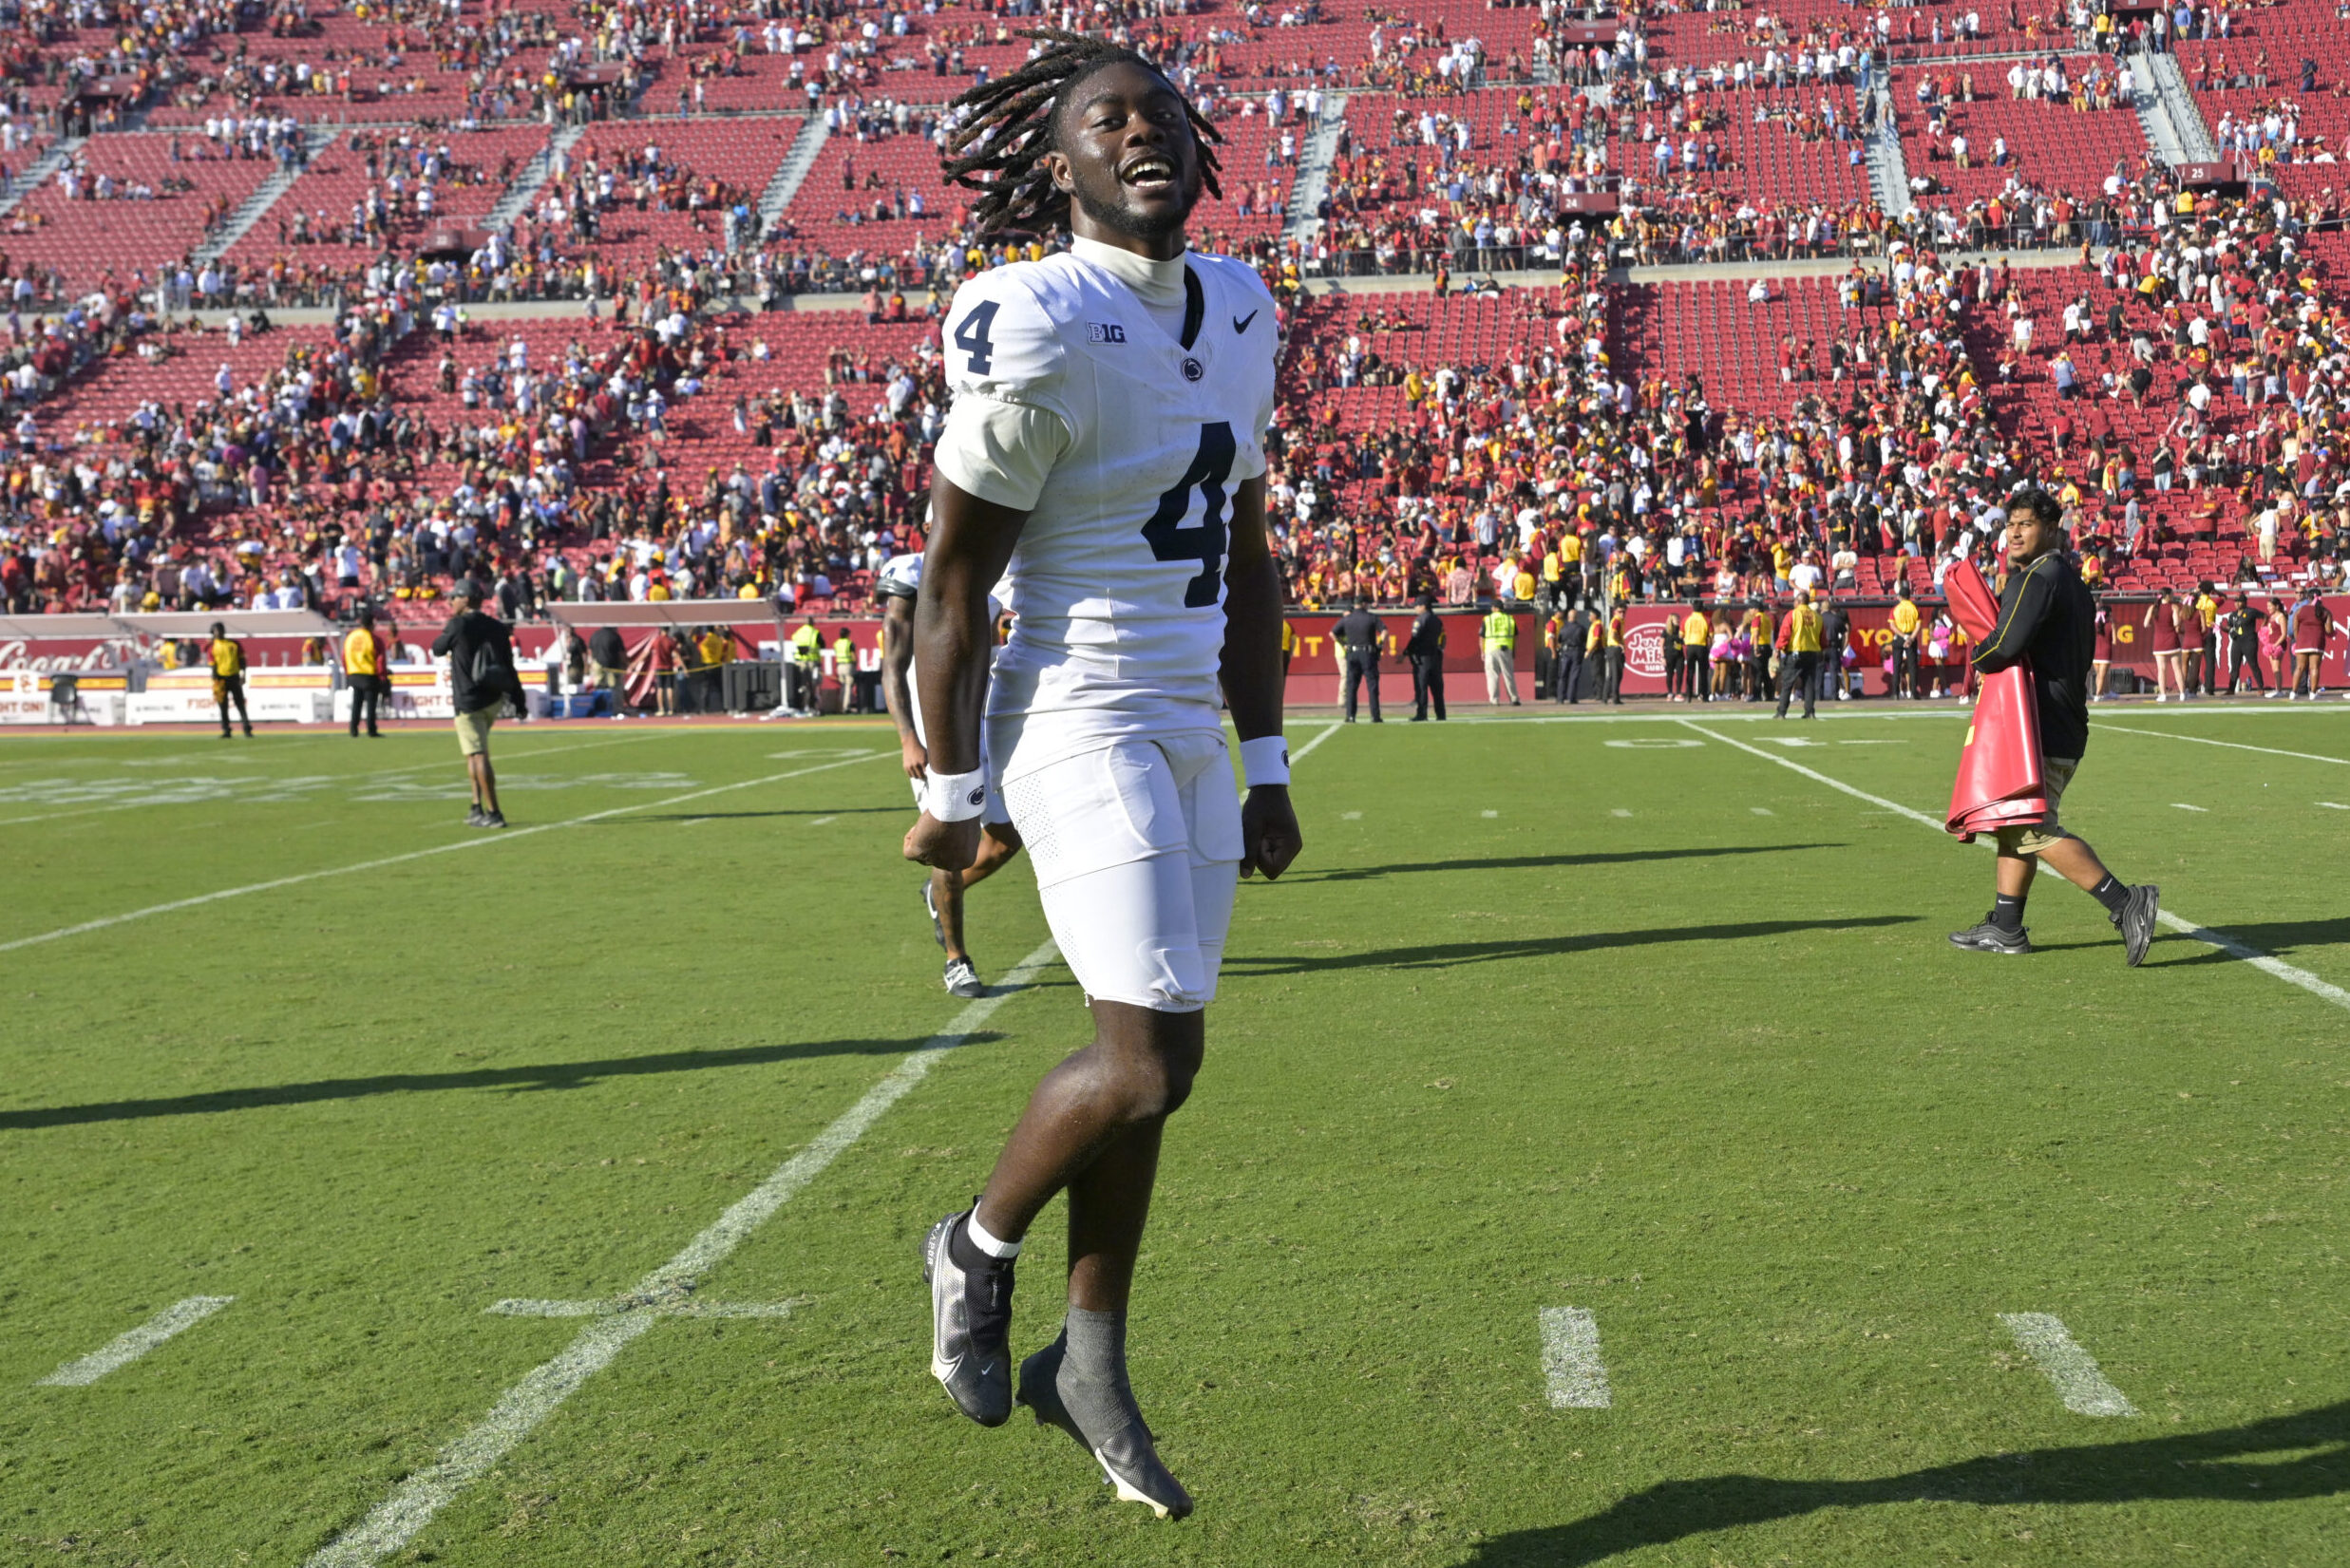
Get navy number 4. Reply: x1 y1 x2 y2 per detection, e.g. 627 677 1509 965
953 300 1000 374
1143 422 1236 608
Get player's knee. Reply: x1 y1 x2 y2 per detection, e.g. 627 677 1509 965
1128 1041 1201 1121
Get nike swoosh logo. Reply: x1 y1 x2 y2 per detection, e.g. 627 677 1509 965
1233 310 1258 333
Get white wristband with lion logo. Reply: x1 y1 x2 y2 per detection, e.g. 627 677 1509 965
1239 735 1291 787
923 767 989 822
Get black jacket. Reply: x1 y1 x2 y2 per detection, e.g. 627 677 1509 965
431 609 520 715
1972 551 2094 760
1333 608 1386 659
1403 610 1445 658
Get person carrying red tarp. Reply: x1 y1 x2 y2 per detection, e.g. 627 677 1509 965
1945 487 2163 966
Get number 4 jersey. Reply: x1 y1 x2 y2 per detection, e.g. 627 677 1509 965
935 243 1278 770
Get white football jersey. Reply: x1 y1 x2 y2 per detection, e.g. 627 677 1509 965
876 551 923 600
874 550 1004 631
939 248 1278 767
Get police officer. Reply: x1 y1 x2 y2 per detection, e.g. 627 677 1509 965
1334 595 1385 723
1819 596 1849 704
1554 601 1586 702
2222 594 2264 694
1404 593 1447 721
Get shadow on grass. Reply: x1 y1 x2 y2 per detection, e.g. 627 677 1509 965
1463 1400 2349 1566
0 1034 997 1131
1286 844 1843 885
2147 916 2350 969
1226 916 1915 975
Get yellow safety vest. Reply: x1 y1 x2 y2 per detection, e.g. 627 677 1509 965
209 638 244 679
342 627 379 675
831 635 855 672
790 626 821 667
1787 607 1823 653
1483 611 1515 650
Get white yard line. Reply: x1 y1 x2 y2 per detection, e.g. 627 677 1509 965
1288 719 1343 765
1680 721 2350 1014
1539 1307 1612 1409
484 1297 805 1320
0 753 888 955
306 722 1344 1564
34 1295 235 1387
301 941 1062 1568
0 731 676 828
2094 723 2350 766
1999 1313 2138 1417
2170 803 2208 813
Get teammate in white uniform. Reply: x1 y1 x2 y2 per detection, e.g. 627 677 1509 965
877 550 1023 998
909 34 1300 1521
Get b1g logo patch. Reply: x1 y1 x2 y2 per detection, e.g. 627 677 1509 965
1089 322 1127 343
1181 356 1204 382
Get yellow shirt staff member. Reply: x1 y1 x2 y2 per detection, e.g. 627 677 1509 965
342 606 386 738
208 621 252 738
1887 585 1924 699
1481 603 1521 708
786 619 824 715
1773 591 1825 719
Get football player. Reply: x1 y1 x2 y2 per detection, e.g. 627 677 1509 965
905 31 1302 1520
877 547 1023 999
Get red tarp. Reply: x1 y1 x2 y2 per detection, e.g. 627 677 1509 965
1943 558 2050 842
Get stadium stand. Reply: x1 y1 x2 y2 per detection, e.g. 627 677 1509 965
0 1 2342 705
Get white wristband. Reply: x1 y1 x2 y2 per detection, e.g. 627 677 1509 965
1239 735 1291 788
924 767 988 822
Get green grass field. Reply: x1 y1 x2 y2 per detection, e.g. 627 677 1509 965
2 704 2345 1567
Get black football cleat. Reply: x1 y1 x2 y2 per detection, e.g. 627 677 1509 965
2113 883 2160 967
920 1207 1014 1426
1017 1333 1194 1520
943 957 985 999
1948 919 2033 955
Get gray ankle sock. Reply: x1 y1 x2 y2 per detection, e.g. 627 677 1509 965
1055 1306 1144 1441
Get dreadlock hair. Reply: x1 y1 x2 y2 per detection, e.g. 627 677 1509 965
941 28 1222 240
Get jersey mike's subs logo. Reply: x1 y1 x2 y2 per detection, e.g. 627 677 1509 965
1622 621 1667 679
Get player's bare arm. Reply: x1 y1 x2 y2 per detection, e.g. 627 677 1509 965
903 474 1027 876
880 589 926 782
1220 473 1300 882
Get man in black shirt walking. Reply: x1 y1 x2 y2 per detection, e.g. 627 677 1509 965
1403 594 1447 721
1949 489 2161 963
430 583 523 828
1333 597 1385 724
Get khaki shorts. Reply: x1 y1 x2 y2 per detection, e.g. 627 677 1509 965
1995 756 2077 857
454 704 499 757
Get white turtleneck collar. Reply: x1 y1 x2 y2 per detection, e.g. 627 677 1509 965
1071 235 1189 340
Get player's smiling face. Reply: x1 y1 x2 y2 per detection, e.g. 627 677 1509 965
1047 62 1200 258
